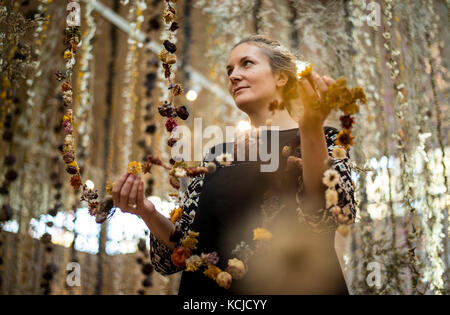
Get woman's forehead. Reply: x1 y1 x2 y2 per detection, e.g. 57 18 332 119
227 43 265 66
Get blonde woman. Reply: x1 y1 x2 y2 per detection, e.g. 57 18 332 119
112 35 356 295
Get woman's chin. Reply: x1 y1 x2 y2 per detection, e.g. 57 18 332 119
235 97 257 113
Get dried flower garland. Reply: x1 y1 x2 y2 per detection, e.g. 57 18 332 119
270 62 366 237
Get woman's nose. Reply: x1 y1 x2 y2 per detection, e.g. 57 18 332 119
229 72 242 83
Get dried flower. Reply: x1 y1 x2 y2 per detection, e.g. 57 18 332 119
163 40 177 54
66 165 78 175
330 206 342 216
226 258 246 280
106 181 113 195
166 54 176 64
339 115 355 129
297 62 313 78
325 189 338 208
203 265 222 280
169 21 179 32
176 105 189 120
169 207 183 223
171 246 192 268
158 101 176 117
169 176 180 189
167 138 177 147
253 228 272 241
127 161 142 175
88 201 99 216
162 9 175 23
165 117 178 132
173 167 186 178
142 162 152 174
182 233 199 250
185 255 203 272
169 83 183 96
158 48 169 63
216 272 232 289
332 147 347 159
201 251 220 266
322 169 340 188
336 129 354 150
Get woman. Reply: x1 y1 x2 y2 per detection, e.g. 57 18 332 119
112 35 356 294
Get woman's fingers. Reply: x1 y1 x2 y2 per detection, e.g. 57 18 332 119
112 173 130 207
127 176 140 210
119 174 135 211
298 76 319 102
137 180 145 211
322 75 335 87
310 72 328 97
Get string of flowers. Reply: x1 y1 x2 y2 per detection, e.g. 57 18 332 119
156 0 190 197
75 0 96 172
382 0 422 292
421 0 447 294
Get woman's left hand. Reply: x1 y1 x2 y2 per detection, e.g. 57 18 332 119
289 71 335 131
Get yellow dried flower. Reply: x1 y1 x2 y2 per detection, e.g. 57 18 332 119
64 50 73 60
162 10 175 24
253 228 272 241
182 230 199 250
203 265 222 280
158 48 169 63
169 207 183 223
127 161 142 175
297 62 313 78
106 181 113 195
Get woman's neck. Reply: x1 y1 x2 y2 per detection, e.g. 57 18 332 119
248 109 298 131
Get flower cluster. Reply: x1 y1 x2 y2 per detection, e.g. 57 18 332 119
170 227 249 290
167 190 281 290
324 77 366 150
157 0 190 156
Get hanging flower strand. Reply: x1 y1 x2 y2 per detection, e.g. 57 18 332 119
158 0 190 156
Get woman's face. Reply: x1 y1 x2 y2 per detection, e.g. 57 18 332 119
226 43 281 113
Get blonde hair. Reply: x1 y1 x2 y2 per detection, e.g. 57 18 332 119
232 35 300 106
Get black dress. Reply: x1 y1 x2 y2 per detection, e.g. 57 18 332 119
150 126 356 295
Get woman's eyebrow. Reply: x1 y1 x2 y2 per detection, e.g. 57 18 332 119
226 56 251 70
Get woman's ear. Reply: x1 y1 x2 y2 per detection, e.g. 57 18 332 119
275 71 288 88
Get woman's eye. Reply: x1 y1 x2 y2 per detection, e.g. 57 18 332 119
244 60 253 66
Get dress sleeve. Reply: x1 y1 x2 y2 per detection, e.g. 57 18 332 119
149 155 210 275
296 127 357 233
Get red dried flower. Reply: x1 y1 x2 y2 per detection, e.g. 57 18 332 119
165 117 178 132
171 246 192 268
339 115 354 129
61 82 72 92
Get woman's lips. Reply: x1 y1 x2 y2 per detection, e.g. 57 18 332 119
234 87 248 95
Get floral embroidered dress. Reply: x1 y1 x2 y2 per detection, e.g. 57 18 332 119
149 126 356 295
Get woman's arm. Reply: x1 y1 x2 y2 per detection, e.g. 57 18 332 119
298 124 328 211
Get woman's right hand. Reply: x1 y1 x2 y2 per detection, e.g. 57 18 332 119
112 172 155 217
